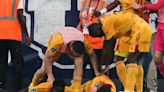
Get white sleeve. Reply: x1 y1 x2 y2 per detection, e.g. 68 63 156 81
17 0 24 9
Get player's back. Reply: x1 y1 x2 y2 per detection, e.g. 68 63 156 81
101 12 139 37
119 0 145 16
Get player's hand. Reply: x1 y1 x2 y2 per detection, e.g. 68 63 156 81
140 5 146 10
131 2 142 9
95 72 101 76
102 66 109 75
25 35 31 46
76 23 82 31
93 10 101 17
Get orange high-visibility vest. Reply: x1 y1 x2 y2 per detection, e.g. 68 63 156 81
0 0 22 41
80 0 108 49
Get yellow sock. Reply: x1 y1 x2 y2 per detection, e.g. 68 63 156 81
28 76 43 92
115 61 127 88
28 82 35 92
125 64 137 92
28 78 39 92
30 76 43 86
136 65 144 92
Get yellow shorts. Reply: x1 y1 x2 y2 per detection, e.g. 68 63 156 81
115 50 128 58
130 18 152 52
114 36 130 57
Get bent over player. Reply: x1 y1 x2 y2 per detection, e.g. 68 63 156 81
28 27 100 92
87 12 152 92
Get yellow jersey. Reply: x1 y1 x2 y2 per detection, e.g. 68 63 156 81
119 0 145 16
83 75 116 92
114 0 146 55
48 33 94 55
101 12 152 52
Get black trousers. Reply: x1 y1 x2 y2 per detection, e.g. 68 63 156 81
0 40 23 92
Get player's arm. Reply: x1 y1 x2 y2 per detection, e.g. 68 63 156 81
84 37 101 76
101 38 116 74
76 22 82 30
145 0 164 10
93 0 120 17
64 49 84 91
45 33 63 81
17 0 31 45
101 19 116 73
73 56 83 78
105 0 120 12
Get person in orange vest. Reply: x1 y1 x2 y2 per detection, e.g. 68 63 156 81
87 11 152 92
28 27 101 92
0 0 30 92
82 75 116 92
77 0 112 71
77 0 109 49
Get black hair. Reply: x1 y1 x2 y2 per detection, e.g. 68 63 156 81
52 79 66 92
87 23 105 37
71 41 86 56
97 84 111 92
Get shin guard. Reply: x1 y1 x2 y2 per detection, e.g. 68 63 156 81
136 65 144 92
125 64 137 92
116 61 127 88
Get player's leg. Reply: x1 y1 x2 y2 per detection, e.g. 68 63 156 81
136 56 144 92
115 51 127 88
125 52 141 92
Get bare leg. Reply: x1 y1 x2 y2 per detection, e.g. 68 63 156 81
154 50 164 63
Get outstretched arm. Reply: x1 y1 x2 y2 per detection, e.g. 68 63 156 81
106 0 120 12
73 56 84 78
84 37 101 76
93 0 120 17
132 0 164 11
101 38 116 74
145 0 164 10
88 51 101 76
